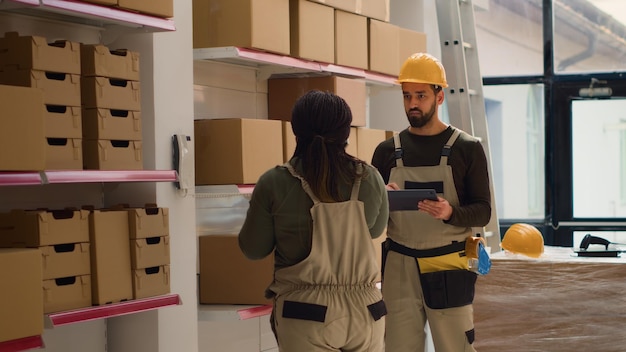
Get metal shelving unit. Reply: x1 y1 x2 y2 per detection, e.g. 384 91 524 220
46 294 182 328
0 170 178 186
0 2 179 350
193 46 399 87
0 0 175 31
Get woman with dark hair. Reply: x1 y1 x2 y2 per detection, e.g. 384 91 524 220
239 90 389 351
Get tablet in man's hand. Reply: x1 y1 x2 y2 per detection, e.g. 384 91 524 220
387 189 438 211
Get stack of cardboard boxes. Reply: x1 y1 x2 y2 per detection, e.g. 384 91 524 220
0 32 83 170
81 44 143 170
193 0 427 77
0 32 145 171
128 206 171 299
192 0 409 305
0 205 171 344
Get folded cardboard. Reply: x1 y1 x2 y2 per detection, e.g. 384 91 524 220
0 32 81 74
130 236 170 269
88 209 133 305
0 67 81 106
132 265 170 299
289 0 335 63
81 76 141 111
193 0 290 55
83 139 143 170
0 209 89 247
0 84 45 171
44 137 82 170
81 44 140 81
41 242 91 280
0 248 43 343
45 105 82 139
127 207 170 239
194 118 283 185
43 275 92 314
82 108 142 141
267 75 367 126
199 235 273 305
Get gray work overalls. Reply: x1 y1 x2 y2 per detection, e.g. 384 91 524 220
269 163 386 352
382 128 477 352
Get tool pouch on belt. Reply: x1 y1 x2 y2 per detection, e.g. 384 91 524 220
419 269 477 309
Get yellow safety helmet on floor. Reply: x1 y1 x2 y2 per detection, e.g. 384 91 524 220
397 52 449 88
501 223 544 258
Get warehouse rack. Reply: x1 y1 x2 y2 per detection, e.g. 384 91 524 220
0 0 175 31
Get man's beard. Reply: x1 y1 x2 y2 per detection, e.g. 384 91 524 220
406 102 436 128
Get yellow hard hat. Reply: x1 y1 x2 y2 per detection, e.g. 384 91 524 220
397 53 449 88
501 223 544 258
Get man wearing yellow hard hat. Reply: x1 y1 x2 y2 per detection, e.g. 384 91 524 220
372 53 492 352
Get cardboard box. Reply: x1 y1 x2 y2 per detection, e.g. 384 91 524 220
83 139 143 170
80 0 116 5
398 28 427 69
0 32 81 74
0 85 45 171
193 0 290 55
45 105 82 138
82 108 142 141
45 137 83 170
335 10 368 70
282 121 296 162
0 209 89 247
43 275 92 314
132 265 170 299
127 207 170 239
346 127 358 157
290 0 334 63
81 44 140 81
117 0 173 18
0 248 43 343
360 0 389 22
130 236 170 269
307 0 357 13
0 68 81 106
81 76 141 111
356 127 386 163
267 75 367 126
41 242 91 280
474 246 626 352
194 118 283 185
368 19 400 76
199 235 273 305
88 209 133 305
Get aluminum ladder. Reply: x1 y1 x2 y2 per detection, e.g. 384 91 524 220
435 0 501 252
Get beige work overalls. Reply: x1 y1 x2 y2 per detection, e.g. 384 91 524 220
269 163 386 352
382 129 477 352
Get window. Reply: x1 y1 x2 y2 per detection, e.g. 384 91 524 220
483 84 545 219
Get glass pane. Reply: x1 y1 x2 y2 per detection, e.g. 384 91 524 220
554 0 626 74
474 1 543 77
483 84 545 219
572 99 626 217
